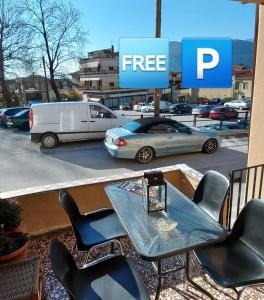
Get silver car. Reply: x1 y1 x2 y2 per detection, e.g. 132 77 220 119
224 99 251 110
104 117 221 163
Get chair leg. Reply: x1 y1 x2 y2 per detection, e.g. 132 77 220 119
233 287 247 300
110 241 115 254
186 251 214 300
72 242 77 256
87 239 124 260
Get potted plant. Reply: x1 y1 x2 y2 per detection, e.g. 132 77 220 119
0 198 30 263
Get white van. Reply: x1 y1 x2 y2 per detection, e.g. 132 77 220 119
30 102 130 148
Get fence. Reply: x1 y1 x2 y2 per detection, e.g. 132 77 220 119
122 110 250 130
227 163 264 230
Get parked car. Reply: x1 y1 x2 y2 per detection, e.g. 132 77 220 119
7 109 30 130
224 99 251 110
155 100 170 112
141 105 153 113
30 102 130 148
0 107 26 128
140 101 170 113
133 102 148 112
192 105 216 117
170 103 192 114
104 117 220 164
209 106 238 120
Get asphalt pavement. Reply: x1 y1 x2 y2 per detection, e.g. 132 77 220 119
0 125 248 193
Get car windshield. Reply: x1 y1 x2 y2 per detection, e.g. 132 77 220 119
122 121 141 132
15 109 29 117
197 105 210 109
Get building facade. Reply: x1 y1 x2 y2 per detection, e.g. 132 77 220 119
169 66 252 103
78 47 148 109
79 47 119 90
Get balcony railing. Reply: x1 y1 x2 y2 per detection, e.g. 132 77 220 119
227 163 264 230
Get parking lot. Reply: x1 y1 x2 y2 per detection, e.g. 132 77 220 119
0 123 248 193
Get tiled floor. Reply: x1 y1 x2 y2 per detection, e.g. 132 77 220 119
29 230 264 300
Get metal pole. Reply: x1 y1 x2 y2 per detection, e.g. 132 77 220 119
42 56 50 102
154 0 162 117
20 79 27 106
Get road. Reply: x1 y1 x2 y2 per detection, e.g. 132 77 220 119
0 125 248 193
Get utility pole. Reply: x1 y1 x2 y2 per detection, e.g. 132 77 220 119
154 0 161 117
42 56 50 102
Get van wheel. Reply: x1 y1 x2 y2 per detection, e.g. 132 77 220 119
41 133 58 149
136 147 154 164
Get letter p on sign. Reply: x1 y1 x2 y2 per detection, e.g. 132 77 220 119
182 38 232 88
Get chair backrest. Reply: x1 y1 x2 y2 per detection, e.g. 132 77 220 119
59 189 81 223
193 170 230 224
49 239 77 294
230 199 264 259
59 189 84 249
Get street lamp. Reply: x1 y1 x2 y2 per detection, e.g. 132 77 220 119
154 0 162 117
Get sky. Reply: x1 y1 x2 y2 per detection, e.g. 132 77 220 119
75 0 256 53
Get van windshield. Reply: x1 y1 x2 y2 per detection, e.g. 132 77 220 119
122 121 141 132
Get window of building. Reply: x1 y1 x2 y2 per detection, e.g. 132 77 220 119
243 82 249 90
109 82 115 87
109 66 114 71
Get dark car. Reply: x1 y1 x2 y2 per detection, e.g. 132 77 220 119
0 107 26 127
7 109 30 130
169 103 192 114
192 105 216 117
209 106 238 120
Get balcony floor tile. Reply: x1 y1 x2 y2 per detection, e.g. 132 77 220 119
29 230 264 300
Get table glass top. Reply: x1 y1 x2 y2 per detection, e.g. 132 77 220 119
105 180 226 260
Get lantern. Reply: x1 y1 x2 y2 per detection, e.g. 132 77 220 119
142 171 167 214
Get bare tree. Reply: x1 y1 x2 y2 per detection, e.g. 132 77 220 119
24 0 87 101
0 0 32 107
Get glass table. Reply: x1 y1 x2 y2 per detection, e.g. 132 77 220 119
105 179 227 299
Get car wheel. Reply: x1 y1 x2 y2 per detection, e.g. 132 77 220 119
202 139 218 154
41 133 59 149
136 147 154 164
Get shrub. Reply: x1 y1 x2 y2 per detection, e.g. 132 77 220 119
0 233 29 256
0 199 22 232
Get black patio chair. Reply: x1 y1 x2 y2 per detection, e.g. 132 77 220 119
193 170 230 224
59 189 126 258
187 199 264 299
50 239 150 300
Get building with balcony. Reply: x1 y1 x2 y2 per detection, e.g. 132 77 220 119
78 47 148 109
79 47 119 90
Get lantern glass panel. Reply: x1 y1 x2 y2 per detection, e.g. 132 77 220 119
142 177 167 213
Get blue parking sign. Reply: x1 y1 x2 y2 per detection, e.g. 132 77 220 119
119 38 169 88
182 38 232 88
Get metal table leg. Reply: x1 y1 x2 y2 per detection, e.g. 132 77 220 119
186 252 214 300
155 260 162 300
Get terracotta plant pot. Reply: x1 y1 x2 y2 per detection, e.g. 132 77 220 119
0 232 30 264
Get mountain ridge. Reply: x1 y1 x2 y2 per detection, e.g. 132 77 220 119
169 39 253 71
